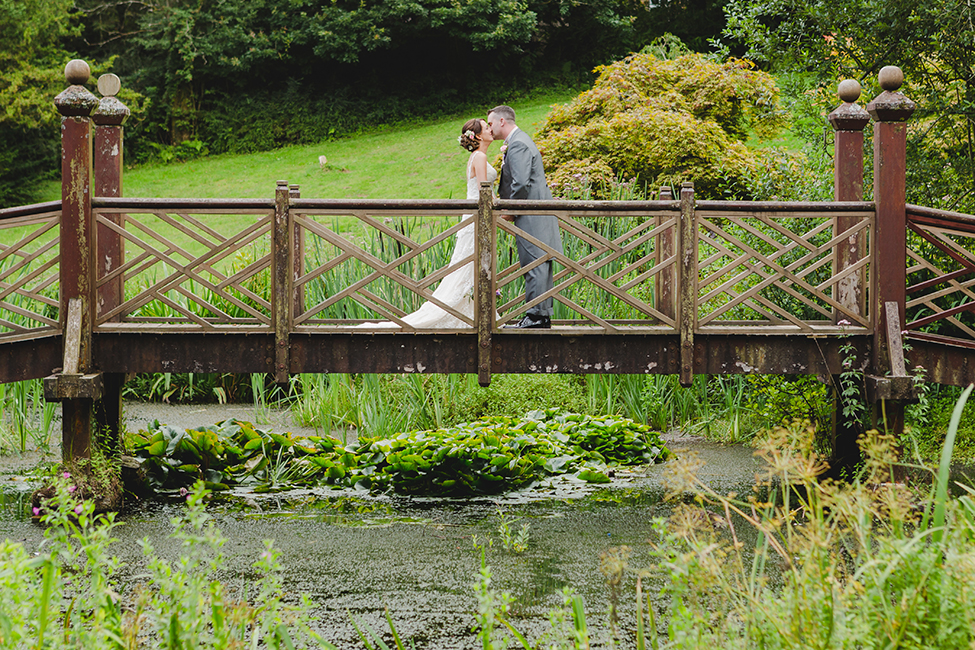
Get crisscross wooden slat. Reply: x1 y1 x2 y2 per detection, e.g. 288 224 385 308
94 210 274 325
496 216 667 329
696 212 871 330
295 212 476 325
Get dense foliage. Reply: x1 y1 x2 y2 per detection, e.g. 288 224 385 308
535 48 789 198
723 0 975 212
0 0 78 205
130 409 671 495
8 0 734 206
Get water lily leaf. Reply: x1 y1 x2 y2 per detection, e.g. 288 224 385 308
146 440 167 456
578 469 611 483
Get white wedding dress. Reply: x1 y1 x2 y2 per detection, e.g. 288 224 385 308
357 156 496 329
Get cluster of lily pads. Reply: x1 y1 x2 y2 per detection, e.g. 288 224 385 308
130 409 672 496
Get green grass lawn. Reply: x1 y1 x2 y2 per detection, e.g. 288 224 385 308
39 89 577 202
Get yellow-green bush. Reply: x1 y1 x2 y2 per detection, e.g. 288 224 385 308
536 50 790 199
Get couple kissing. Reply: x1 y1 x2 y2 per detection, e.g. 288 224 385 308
359 105 562 330
460 106 563 329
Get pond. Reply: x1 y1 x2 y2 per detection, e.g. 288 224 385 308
0 402 767 648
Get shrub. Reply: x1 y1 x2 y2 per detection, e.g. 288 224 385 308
535 46 792 199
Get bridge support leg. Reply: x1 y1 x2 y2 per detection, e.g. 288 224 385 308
866 67 917 470
92 73 130 458
828 79 870 474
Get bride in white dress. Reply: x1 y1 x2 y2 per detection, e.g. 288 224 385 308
358 118 497 329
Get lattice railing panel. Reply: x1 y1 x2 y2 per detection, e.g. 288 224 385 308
94 207 274 329
695 207 873 333
906 207 975 345
496 210 678 331
0 206 60 341
294 209 473 330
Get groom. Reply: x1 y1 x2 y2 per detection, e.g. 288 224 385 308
488 105 563 329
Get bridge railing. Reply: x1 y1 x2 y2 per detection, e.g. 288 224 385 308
82 194 877 339
0 201 61 343
906 204 975 349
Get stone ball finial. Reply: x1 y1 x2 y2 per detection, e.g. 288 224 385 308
64 59 90 85
878 66 903 92
97 73 121 97
837 79 861 103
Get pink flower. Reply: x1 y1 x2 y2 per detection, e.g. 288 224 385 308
62 472 71 479
32 507 40 516
74 504 83 514
837 319 850 326
68 485 76 493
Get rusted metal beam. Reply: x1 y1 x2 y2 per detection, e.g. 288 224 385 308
91 331 871 377
475 180 495 386
678 182 696 387
0 336 62 383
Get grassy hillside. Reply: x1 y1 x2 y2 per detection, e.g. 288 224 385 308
39 90 577 202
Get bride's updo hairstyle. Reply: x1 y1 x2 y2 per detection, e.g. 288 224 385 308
458 119 483 152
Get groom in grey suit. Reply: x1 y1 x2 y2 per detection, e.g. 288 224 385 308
488 105 563 329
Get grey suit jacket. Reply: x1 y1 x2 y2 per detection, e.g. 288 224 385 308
498 128 563 255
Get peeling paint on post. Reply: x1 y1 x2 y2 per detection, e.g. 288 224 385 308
678 182 696 387
475 180 495 386
655 185 676 322
91 73 130 457
54 59 99 463
272 180 293 384
828 79 870 320
290 184 305 320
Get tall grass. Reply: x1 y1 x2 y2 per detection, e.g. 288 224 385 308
0 379 57 453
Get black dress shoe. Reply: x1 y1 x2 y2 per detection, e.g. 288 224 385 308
504 314 551 329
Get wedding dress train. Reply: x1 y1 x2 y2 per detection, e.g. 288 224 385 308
357 158 496 329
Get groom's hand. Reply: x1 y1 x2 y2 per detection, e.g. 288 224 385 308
499 213 516 222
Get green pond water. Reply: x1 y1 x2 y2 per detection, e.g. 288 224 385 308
0 405 766 648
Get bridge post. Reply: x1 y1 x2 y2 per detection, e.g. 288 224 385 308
828 79 870 471
272 180 294 384
91 73 130 458
678 182 696 387
866 66 916 444
290 184 305 321
829 79 870 315
52 60 99 464
475 180 496 386
655 186 676 323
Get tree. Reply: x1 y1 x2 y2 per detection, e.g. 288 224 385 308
0 0 78 206
534 46 788 199
722 0 975 211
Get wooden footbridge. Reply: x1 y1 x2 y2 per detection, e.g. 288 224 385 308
3 62 975 471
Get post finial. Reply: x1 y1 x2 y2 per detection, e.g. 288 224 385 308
837 79 861 103
55 59 98 117
878 66 903 92
92 74 130 126
866 65 915 123
65 59 90 85
829 79 870 132
97 73 121 97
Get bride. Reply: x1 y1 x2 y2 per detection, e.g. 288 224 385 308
358 118 497 329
